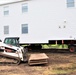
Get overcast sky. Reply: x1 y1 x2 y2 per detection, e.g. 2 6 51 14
0 0 21 4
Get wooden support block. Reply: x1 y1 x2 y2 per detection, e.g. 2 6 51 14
28 53 49 65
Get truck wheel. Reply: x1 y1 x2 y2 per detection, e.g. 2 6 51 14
24 47 28 53
69 46 75 53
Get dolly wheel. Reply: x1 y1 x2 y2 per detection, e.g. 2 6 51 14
69 46 75 53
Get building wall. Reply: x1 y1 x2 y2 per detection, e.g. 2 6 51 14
0 0 76 43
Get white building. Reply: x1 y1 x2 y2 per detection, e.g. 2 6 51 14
0 0 76 44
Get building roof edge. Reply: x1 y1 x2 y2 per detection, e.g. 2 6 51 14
0 0 28 6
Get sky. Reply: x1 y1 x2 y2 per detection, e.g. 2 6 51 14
0 0 21 4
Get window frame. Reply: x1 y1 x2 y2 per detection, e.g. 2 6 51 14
4 25 9 34
21 24 28 34
67 0 75 7
22 3 28 13
4 6 9 15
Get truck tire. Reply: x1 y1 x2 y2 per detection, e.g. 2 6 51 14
69 46 75 53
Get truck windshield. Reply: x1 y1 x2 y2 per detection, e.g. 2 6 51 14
4 38 19 47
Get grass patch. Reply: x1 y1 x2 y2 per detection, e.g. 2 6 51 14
34 64 76 75
52 69 68 74
52 63 76 74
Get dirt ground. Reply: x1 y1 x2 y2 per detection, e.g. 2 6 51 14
0 50 76 75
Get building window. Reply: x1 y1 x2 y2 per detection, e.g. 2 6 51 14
67 0 75 7
4 6 9 15
22 24 28 34
4 26 9 34
22 3 28 13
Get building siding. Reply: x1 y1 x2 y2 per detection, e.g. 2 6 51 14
0 0 76 43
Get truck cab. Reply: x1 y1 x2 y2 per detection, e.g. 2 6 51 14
4 37 20 47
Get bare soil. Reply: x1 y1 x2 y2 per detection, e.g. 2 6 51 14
0 50 76 75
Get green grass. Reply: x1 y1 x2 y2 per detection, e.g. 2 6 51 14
51 63 76 74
